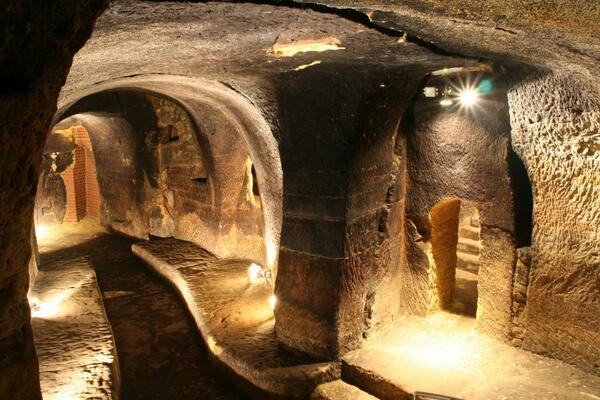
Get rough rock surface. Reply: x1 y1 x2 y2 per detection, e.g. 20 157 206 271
59 0 470 100
57 0 469 360
311 380 378 400
40 221 244 399
342 313 600 400
0 1 108 399
132 238 340 398
31 254 119 400
507 70 600 375
2 2 600 398
290 0 600 78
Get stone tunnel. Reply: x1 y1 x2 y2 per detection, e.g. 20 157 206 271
0 1 599 399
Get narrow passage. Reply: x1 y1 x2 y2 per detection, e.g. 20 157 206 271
40 224 244 400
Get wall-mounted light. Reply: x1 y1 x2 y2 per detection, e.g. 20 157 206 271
429 73 492 110
248 262 273 285
423 87 438 98
248 263 263 284
29 292 70 319
35 224 50 240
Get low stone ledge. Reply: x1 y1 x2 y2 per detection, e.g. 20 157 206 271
31 255 120 400
132 238 340 399
312 380 379 400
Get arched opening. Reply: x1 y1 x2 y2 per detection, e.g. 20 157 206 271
55 77 283 268
508 147 533 248
45 87 268 261
429 199 480 317
29 79 283 399
34 125 100 228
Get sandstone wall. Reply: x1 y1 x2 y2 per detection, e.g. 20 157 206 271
507 70 600 375
0 1 108 398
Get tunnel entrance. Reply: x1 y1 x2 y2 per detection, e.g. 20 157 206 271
430 199 480 317
30 81 282 399
35 125 100 227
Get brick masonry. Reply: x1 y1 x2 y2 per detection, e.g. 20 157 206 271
62 126 101 222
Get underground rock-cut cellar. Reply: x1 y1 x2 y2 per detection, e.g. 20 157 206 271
1 1 599 399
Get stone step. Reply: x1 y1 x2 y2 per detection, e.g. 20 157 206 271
456 250 480 274
459 226 479 241
457 250 479 264
312 380 380 400
457 237 479 254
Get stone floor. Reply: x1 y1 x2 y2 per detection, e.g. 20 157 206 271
33 221 600 400
452 269 478 317
342 312 600 400
132 238 340 399
34 220 244 399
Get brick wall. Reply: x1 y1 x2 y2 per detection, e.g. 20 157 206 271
61 126 101 222
62 164 78 223
74 126 101 218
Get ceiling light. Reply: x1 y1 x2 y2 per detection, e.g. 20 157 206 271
423 87 437 97
458 89 479 107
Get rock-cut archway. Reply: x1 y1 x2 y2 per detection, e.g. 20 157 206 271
429 198 480 317
54 75 283 269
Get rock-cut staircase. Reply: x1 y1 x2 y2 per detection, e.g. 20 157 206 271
456 215 480 274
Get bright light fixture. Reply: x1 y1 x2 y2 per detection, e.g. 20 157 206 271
269 294 277 310
439 99 453 107
248 263 263 284
423 86 437 97
30 294 67 319
35 224 49 240
458 88 479 107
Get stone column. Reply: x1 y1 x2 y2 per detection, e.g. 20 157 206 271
272 68 418 359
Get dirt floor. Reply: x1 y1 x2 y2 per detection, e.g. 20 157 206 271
36 220 246 400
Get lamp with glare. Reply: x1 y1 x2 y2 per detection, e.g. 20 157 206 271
248 263 263 284
35 224 50 240
423 86 437 98
458 88 479 106
29 295 66 319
